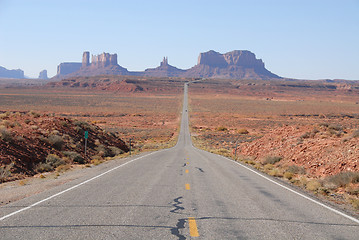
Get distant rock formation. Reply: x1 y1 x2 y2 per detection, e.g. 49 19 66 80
38 70 48 79
91 52 118 68
52 50 280 80
57 63 82 76
82 51 90 67
184 50 280 79
54 52 129 79
143 57 185 77
0 66 24 79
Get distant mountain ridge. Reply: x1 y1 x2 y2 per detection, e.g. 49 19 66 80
0 66 24 79
53 50 281 80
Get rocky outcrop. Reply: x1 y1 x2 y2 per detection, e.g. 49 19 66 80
52 50 280 80
82 51 90 67
38 70 48 79
54 52 129 79
91 52 118 68
0 66 24 79
57 63 82 76
184 50 280 79
143 57 185 77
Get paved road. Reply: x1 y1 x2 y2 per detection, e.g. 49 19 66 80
1 83 358 239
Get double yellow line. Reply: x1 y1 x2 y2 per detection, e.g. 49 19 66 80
185 161 199 237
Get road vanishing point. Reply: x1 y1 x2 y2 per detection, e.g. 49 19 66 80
1 83 358 239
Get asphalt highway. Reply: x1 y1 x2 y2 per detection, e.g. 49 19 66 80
1 83 358 239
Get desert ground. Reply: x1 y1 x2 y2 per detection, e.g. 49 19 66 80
1 76 359 212
188 78 359 212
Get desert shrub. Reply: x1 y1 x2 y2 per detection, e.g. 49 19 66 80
283 172 294 180
300 132 311 139
268 168 282 177
237 128 249 134
346 186 359 195
46 135 64 150
324 172 359 188
216 126 227 131
60 121 68 127
306 180 322 191
46 154 64 168
36 163 54 173
29 111 41 118
108 146 124 156
24 119 31 124
16 136 25 142
318 123 329 128
56 164 71 173
287 165 306 174
31 125 39 130
263 156 282 165
0 112 10 119
63 151 84 164
1 120 11 128
328 124 343 131
350 199 359 210
0 127 13 142
0 163 13 182
352 130 359 138
264 164 274 171
74 120 94 131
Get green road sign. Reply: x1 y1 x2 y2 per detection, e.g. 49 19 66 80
84 131 88 139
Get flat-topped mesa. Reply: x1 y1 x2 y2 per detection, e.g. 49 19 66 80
198 50 264 69
186 50 280 79
91 52 118 68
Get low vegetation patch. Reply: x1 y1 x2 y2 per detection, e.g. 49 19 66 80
324 172 359 189
263 156 282 165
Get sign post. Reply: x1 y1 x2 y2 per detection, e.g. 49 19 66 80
84 131 88 162
129 138 131 156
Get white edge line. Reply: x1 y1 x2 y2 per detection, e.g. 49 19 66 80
199 148 359 224
0 151 162 221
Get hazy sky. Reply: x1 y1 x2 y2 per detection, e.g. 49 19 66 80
0 0 358 79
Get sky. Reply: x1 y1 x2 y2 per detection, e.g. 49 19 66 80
0 0 358 79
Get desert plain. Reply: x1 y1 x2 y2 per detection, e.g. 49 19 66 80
1 76 359 214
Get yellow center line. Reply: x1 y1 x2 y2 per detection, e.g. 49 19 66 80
185 184 190 190
186 162 189 165
188 217 199 237
185 169 189 173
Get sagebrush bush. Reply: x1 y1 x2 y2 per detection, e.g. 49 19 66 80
0 163 13 182
263 156 282 165
349 198 359 210
324 172 359 188
237 128 249 134
108 146 124 156
36 163 53 173
63 151 84 164
306 180 322 191
216 126 227 131
287 165 306 174
328 124 343 131
46 154 64 168
352 130 359 138
283 172 294 180
47 135 64 150
0 128 13 142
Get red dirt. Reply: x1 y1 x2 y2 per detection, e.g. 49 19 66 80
0 111 128 182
